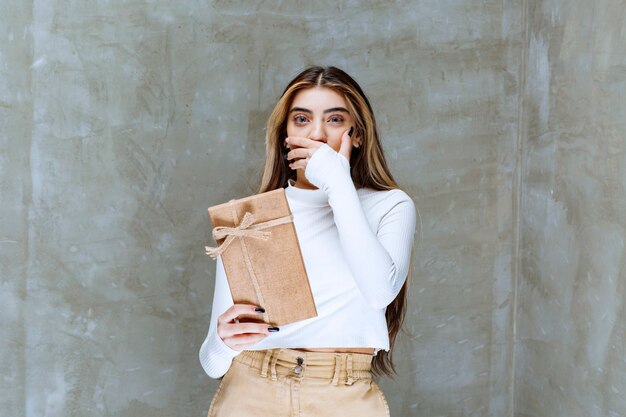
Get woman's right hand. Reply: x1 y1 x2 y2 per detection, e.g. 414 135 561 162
217 304 279 351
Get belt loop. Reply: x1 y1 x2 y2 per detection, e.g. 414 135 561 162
270 348 282 381
345 354 355 386
260 350 272 378
331 355 341 386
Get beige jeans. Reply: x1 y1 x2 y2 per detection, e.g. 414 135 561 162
207 347 391 417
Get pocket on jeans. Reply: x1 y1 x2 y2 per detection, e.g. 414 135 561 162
344 378 390 417
207 365 236 417
207 377 226 417
206 360 274 417
370 380 391 417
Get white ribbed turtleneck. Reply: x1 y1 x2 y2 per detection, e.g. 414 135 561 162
285 177 328 204
199 143 417 379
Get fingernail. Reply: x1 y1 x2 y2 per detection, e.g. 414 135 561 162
268 326 280 332
348 126 354 137
255 307 265 313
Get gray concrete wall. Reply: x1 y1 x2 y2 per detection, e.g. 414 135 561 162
1 1 623 417
515 1 626 416
1 3 32 417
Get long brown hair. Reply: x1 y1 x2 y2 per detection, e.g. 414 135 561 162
257 66 414 379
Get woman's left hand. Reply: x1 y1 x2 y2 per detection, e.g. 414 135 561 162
285 127 353 171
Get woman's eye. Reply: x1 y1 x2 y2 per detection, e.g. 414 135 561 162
294 115 308 124
329 116 344 123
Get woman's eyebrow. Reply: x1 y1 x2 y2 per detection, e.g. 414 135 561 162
323 107 349 114
289 107 349 114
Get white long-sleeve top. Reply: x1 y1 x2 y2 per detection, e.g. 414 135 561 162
199 143 418 379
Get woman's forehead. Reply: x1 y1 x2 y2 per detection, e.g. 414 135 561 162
290 86 347 110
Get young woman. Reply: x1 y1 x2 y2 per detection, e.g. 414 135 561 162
200 66 418 417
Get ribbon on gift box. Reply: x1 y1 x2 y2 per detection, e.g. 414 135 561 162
205 199 294 323
205 207 294 259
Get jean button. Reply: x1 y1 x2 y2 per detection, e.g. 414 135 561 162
294 356 304 374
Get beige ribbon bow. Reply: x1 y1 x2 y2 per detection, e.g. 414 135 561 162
205 209 294 260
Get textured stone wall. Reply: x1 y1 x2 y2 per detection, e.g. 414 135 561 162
1 3 32 417
515 1 626 416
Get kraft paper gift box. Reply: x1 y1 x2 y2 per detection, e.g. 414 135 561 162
205 188 317 327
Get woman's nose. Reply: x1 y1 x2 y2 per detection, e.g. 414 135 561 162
309 121 326 141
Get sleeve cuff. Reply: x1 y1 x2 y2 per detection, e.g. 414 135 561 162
210 330 242 357
305 143 351 189
199 330 242 379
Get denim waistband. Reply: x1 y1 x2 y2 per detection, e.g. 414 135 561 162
233 348 374 386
